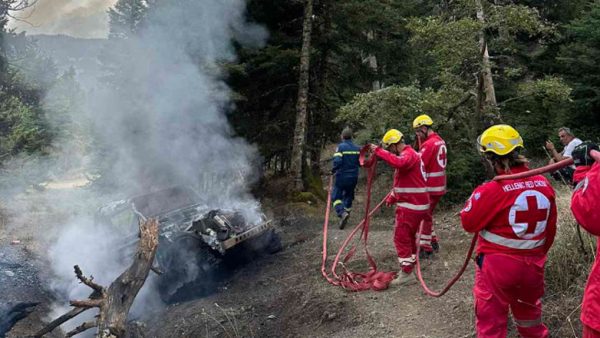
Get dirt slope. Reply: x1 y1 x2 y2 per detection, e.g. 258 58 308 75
147 192 479 338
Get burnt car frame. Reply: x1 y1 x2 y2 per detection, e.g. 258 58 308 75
95 186 281 302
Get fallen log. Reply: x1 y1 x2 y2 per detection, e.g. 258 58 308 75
35 218 159 338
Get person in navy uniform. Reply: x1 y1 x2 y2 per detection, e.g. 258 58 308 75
332 127 360 229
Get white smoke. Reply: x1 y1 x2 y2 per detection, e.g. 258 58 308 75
8 0 117 39
1 0 268 334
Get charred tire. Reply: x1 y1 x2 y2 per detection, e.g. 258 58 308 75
157 235 222 304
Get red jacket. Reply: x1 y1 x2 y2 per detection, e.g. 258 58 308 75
375 145 430 213
571 162 600 331
460 165 557 256
419 132 447 196
573 165 592 186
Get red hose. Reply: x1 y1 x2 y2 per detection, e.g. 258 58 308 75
493 158 573 181
414 221 477 297
321 146 397 291
322 145 477 294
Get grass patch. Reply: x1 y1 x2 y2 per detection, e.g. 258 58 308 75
545 184 596 336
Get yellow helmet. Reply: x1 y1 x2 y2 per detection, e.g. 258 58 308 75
382 129 404 147
478 124 524 156
413 114 434 129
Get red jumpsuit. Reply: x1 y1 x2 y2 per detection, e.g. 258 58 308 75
374 145 429 273
571 162 600 338
460 165 557 338
417 132 447 252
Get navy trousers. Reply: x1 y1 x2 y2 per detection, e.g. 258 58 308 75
332 176 358 217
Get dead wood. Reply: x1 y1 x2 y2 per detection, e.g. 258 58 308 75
65 320 98 337
35 218 159 338
96 218 159 337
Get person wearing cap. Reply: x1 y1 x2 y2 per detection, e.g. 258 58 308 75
570 142 600 338
331 127 361 229
412 114 447 257
460 124 557 338
369 129 430 285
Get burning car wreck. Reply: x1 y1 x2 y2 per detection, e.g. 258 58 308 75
95 186 282 303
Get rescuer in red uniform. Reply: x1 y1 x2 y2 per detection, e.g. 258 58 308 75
570 142 600 338
460 124 557 338
369 129 430 285
413 114 447 257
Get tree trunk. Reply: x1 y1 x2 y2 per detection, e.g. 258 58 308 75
35 219 159 338
96 219 159 337
309 0 334 175
291 0 314 191
366 30 381 91
475 0 501 128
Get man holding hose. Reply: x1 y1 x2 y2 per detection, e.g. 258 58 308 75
369 129 429 285
460 124 557 337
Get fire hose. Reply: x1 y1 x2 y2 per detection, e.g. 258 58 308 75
322 147 599 294
321 147 397 291
492 152 600 257
493 150 600 181
321 145 477 294
493 158 574 181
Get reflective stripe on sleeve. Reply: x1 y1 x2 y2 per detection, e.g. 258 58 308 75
396 202 430 211
393 187 428 193
333 152 342 157
426 171 445 178
426 186 446 192
480 230 546 250
342 151 360 155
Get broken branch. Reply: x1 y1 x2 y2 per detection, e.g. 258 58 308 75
69 299 102 308
65 320 98 337
33 307 90 337
74 265 106 293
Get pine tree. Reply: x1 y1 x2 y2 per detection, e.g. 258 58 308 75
108 0 149 40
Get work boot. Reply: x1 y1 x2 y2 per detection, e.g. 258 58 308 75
339 211 350 229
391 271 416 286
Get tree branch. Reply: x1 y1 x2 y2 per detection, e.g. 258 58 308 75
33 307 90 337
70 299 102 308
497 93 535 106
65 321 97 338
74 265 106 293
445 91 476 122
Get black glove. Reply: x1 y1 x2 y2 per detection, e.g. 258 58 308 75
572 141 599 166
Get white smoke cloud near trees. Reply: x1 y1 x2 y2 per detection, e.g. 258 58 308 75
8 0 118 38
4 0 269 332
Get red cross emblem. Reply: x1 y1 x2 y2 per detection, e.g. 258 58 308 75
515 195 548 234
510 192 550 238
437 145 447 168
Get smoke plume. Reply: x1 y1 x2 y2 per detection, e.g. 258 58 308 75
1 0 268 333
